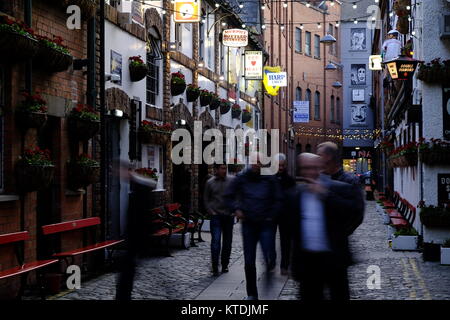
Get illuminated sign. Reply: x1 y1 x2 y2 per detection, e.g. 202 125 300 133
174 0 201 23
385 55 419 81
369 55 383 70
222 29 248 47
263 66 284 96
244 51 263 80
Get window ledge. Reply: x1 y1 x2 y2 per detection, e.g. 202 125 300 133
0 195 20 202
152 189 166 193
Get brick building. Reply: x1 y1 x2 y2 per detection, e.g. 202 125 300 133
263 0 343 175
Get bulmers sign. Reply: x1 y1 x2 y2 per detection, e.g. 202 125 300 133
222 29 248 47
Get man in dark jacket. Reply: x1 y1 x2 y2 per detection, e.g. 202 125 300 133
275 153 296 275
224 152 283 300
287 153 364 300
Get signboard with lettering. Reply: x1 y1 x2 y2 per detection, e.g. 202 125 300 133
443 87 450 140
174 0 201 23
293 101 309 123
263 66 282 96
222 29 248 47
267 72 287 87
244 51 263 80
438 174 450 206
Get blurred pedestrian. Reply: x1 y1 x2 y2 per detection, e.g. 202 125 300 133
204 164 235 276
287 153 364 300
224 152 283 300
116 163 157 300
274 153 296 275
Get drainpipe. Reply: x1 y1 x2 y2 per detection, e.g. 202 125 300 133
100 0 106 239
24 0 32 93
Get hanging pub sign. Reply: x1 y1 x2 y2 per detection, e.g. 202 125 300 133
174 0 201 23
244 51 263 80
443 87 450 140
385 55 420 80
263 66 285 96
369 55 383 70
222 29 248 47
438 174 450 207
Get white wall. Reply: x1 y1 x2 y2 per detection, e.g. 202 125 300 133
198 75 216 119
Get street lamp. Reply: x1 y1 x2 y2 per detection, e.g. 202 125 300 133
332 81 343 88
325 62 337 71
320 34 337 45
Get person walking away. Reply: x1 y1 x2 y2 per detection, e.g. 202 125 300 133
224 152 283 300
203 164 235 276
287 153 364 300
274 154 296 275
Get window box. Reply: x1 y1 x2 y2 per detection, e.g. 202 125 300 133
15 161 55 193
0 17 39 62
67 161 100 190
129 64 148 82
34 36 73 73
392 235 419 251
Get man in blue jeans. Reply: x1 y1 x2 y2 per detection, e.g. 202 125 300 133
204 164 235 276
224 152 283 300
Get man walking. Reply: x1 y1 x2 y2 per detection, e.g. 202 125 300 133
287 153 364 300
224 152 283 300
275 154 296 275
204 164 235 276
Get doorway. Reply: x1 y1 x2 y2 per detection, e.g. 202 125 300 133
106 118 121 240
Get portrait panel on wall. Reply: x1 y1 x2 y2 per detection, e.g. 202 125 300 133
351 104 367 125
350 28 366 51
110 50 122 86
351 64 366 85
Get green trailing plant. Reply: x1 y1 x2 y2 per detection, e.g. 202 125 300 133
36 34 70 55
419 202 450 228
72 153 99 167
16 91 47 113
21 147 53 166
69 104 100 122
393 227 418 237
0 15 35 39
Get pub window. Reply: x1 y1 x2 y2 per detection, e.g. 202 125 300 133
314 91 320 120
305 32 311 56
146 35 163 107
296 87 302 101
295 27 302 53
336 97 341 124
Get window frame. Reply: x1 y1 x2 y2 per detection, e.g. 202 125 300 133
305 89 312 120
314 91 320 120
330 95 335 123
295 27 302 53
336 97 341 124
305 31 311 56
296 87 302 101
146 36 162 107
314 34 320 59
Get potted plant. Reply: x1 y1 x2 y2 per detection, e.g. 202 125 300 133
231 104 242 119
15 147 55 193
0 16 39 62
67 153 100 190
219 99 231 115
208 93 220 110
418 137 450 166
186 84 201 102
441 239 450 265
67 104 100 141
199 89 213 107
15 91 48 130
391 227 419 251
128 55 148 82
420 204 450 228
138 120 172 144
171 71 186 96
133 168 158 190
34 35 72 72
242 109 252 123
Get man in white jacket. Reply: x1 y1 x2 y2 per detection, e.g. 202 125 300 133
382 30 402 62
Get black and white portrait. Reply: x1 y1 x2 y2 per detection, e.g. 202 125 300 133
350 28 366 51
351 64 366 85
351 104 367 125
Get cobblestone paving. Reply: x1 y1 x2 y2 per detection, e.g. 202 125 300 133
53 201 450 300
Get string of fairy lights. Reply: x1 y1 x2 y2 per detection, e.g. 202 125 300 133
294 127 381 140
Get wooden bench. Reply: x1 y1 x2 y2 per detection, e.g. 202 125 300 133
41 217 123 266
148 207 175 256
164 203 192 247
0 231 58 299
384 195 416 229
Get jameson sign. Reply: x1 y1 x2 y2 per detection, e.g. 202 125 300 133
222 29 248 47
244 51 263 80
438 174 450 206
267 72 287 87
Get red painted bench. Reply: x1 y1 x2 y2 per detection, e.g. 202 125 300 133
148 207 174 256
41 217 123 265
0 231 58 299
165 203 205 247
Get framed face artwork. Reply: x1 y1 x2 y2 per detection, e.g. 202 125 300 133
351 64 366 85
352 89 365 102
351 104 367 125
350 28 366 51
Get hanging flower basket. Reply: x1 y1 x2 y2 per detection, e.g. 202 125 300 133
67 104 100 141
15 91 48 130
417 59 450 84
220 99 231 115
420 205 450 228
138 120 172 144
67 154 100 190
404 152 418 167
199 90 213 107
0 16 39 62
15 147 55 193
242 110 252 123
34 35 73 73
209 98 220 111
231 104 242 119
186 84 201 102
171 71 186 96
129 55 148 82
418 138 450 165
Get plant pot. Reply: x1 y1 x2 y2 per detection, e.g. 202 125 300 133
220 102 231 115
15 161 55 193
441 247 450 265
186 89 200 103
200 95 212 107
129 64 148 82
392 235 419 251
242 112 252 123
171 81 186 96
0 30 39 62
138 129 170 144
16 111 48 129
209 98 220 111
232 109 242 119
68 117 100 141
67 163 100 190
420 214 450 228
34 43 73 73
168 233 191 249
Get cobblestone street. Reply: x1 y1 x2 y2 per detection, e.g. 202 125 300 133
52 201 450 300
